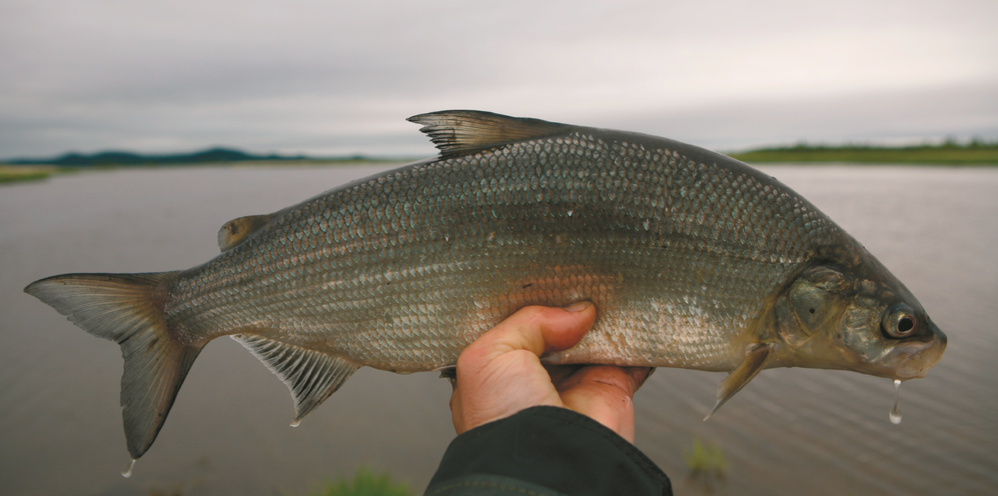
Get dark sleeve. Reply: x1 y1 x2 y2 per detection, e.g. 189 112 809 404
424 406 673 496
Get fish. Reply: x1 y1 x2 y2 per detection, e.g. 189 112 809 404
25 110 947 460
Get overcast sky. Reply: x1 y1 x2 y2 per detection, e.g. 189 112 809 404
2 0 996 159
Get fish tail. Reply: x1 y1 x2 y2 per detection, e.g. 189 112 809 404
24 271 201 459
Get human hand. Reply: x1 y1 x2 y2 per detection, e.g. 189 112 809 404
449 302 653 443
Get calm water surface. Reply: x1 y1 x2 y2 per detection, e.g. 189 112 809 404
1 164 995 495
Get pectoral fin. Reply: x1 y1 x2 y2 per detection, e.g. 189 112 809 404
704 343 775 421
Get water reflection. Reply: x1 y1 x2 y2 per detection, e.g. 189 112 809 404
1 165 995 495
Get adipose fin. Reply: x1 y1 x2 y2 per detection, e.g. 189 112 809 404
217 213 275 252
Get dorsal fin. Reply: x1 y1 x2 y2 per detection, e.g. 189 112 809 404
407 110 573 158
217 214 273 252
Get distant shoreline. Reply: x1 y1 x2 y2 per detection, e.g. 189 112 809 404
3 143 996 185
727 142 998 165
0 159 409 185
4 146 416 167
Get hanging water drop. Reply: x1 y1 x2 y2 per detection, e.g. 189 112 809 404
290 419 301 427
121 459 136 478
889 379 903 424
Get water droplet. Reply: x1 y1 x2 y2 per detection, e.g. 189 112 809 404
290 419 300 427
889 379 903 424
121 459 136 478
567 210 573 217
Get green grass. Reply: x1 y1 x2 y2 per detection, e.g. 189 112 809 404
0 165 56 184
303 466 413 496
683 437 728 478
728 141 998 165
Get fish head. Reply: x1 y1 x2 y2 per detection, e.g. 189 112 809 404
774 252 946 381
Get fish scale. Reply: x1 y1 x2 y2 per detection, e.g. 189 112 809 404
25 110 946 460
170 130 832 372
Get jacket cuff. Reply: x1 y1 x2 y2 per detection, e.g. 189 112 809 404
425 406 672 496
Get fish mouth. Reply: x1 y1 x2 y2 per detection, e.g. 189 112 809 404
883 332 947 379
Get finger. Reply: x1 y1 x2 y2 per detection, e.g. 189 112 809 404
450 302 596 433
550 365 652 396
555 365 644 443
457 302 596 372
544 363 587 385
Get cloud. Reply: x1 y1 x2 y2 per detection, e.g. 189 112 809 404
2 0 997 158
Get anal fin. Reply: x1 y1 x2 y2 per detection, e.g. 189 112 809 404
232 335 359 424
704 343 775 421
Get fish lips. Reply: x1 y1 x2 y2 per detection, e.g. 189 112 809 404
883 321 948 380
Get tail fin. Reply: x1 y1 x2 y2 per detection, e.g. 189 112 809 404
24 272 201 459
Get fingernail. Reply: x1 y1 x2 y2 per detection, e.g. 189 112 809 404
564 301 591 313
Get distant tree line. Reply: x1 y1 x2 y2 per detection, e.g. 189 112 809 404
9 147 326 167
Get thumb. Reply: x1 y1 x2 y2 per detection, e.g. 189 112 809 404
459 302 596 368
450 302 597 433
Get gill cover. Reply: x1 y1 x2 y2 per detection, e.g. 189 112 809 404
776 266 849 347
707 266 851 420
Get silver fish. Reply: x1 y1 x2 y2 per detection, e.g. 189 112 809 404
25 110 947 460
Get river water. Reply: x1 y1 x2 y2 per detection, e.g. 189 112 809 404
0 164 995 496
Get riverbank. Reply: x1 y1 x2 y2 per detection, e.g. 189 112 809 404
0 160 403 185
728 142 998 165
4 142 997 185
0 165 63 184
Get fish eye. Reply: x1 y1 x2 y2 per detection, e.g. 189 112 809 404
897 316 914 333
882 305 917 338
